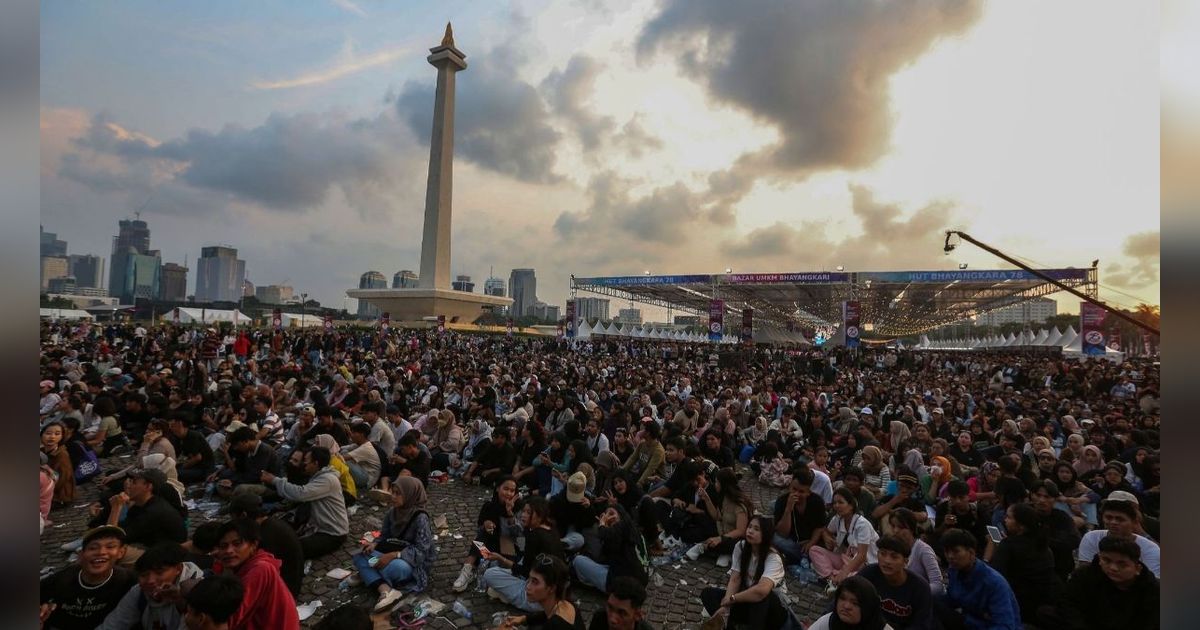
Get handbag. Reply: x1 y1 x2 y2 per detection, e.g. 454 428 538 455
73 443 101 482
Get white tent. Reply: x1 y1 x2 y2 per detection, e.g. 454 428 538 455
575 319 592 340
1043 327 1062 347
1063 333 1126 362
40 308 94 320
1058 326 1078 348
164 307 251 325
279 312 322 327
1031 329 1049 345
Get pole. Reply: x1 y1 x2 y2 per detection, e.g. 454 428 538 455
945 231 1159 336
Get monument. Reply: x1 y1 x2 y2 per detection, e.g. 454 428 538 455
348 24 511 324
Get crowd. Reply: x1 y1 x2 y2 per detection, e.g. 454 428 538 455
37 320 1160 630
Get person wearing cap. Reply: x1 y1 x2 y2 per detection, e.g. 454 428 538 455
1076 495 1160 578
1038 535 1159 630
41 379 63 422
871 467 928 526
261 445 350 559
226 493 304 598
97 542 205 630
548 471 595 552
104 467 188 566
40 526 137 630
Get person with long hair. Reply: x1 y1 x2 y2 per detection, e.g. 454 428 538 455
571 501 647 592
983 502 1063 624
807 575 893 630
497 554 584 629
811 487 879 588
699 515 791 627
1053 462 1098 528
41 422 76 506
685 467 752 567
481 496 567 612
452 476 521 592
887 508 944 595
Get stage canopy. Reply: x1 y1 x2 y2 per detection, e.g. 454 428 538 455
572 268 1096 338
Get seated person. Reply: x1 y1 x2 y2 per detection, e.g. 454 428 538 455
226 493 305 599
312 603 374 630
213 427 281 501
835 467 877 527
182 575 244 630
1027 479 1081 581
40 526 137 630
98 542 204 630
1037 535 1159 630
209 519 301 629
684 468 751 566
806 575 888 630
550 472 597 552
857 536 936 630
452 477 522 592
645 437 688 496
496 555 584 630
465 425 517 487
350 477 437 613
101 468 188 567
938 529 1021 630
1076 494 1160 578
771 466 827 566
621 420 664 489
886 508 944 595
571 503 648 592
872 467 928 526
302 407 350 446
699 516 791 628
343 422 383 491
167 415 214 485
377 430 431 494
481 496 567 612
260 446 350 559
810 487 879 586
932 480 987 556
588 576 653 630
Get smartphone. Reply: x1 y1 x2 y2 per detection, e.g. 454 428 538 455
986 525 1004 544
473 540 489 554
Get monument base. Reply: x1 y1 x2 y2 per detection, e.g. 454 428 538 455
346 288 512 324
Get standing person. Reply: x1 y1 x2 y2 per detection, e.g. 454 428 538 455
182 575 245 630
350 476 436 612
97 543 205 630
496 554 585 630
806 575 893 630
811 487 879 588
209 519 301 630
40 526 137 630
261 446 349 559
699 516 791 628
772 467 827 566
857 536 936 630
587 576 653 630
938 529 1021 630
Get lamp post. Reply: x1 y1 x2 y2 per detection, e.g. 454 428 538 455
301 293 308 328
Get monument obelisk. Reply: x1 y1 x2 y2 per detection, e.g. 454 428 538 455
418 23 466 291
348 24 511 324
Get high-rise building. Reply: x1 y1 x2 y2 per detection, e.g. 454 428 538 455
508 268 537 318
393 270 419 288
483 276 506 297
358 271 387 318
255 284 295 305
975 297 1059 327
243 279 255 297
68 254 105 289
452 274 475 293
108 218 158 301
195 246 246 303
40 226 67 257
616 308 643 325
40 256 69 290
531 301 560 322
573 297 610 322
159 263 189 301
47 276 76 294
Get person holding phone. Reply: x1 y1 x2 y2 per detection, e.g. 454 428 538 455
452 477 521 592
480 496 567 612
983 503 1063 624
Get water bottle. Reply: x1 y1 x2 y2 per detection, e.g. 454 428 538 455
452 600 473 621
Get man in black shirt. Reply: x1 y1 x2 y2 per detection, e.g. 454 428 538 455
168 416 214 485
772 467 827 565
214 427 281 501
40 526 137 630
933 480 988 554
859 536 936 630
303 407 351 446
381 431 430 490
228 494 305 598
588 576 653 630
104 468 187 566
465 427 517 486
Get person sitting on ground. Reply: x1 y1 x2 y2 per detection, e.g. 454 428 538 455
181 575 244 630
588 576 653 630
212 427 281 501
86 396 131 455
871 467 927 527
772 466 827 566
1037 535 1159 630
886 508 944 595
225 493 304 599
497 554 585 630
167 415 214 485
807 575 894 630
362 400 396 458
549 472 596 553
378 430 431 493
857 536 936 630
699 515 792 628
97 542 204 630
312 603 373 630
307 434 359 506
465 423 517 487
685 467 752 568
938 529 1021 630
260 445 349 559
209 519 301 629
428 409 465 471
621 420 664 489
838 467 878 528
343 422 382 492
349 476 436 612
572 501 648 592
301 406 349 446
811 487 879 588
41 422 76 507
40 526 137 630
1026 479 1080 581
100 468 188 567
480 496 567 612
932 480 987 558
99 419 177 492
1076 493 1160 578
453 476 522 592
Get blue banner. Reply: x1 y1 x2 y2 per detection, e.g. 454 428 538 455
578 274 713 287
858 269 1089 283
726 272 850 284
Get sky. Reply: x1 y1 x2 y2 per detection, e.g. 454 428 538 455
40 0 1161 320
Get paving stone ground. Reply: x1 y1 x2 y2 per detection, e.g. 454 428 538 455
41 457 831 629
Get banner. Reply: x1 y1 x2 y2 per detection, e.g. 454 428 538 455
1108 326 1122 352
436 314 445 334
381 312 390 332
1079 303 1106 356
566 300 577 338
741 308 754 345
842 301 861 348
506 317 514 337
323 314 333 331
708 299 725 341
272 308 282 330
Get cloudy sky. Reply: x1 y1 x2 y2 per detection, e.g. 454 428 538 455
40 0 1160 318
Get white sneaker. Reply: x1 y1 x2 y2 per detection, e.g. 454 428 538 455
716 554 732 568
373 588 404 612
60 538 83 553
452 564 474 592
368 488 392 504
686 543 706 561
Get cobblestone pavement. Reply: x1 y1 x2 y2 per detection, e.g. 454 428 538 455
41 457 830 629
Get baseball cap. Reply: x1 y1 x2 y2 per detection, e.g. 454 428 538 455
39 380 55 389
897 473 919 485
82 525 127 546
566 471 587 503
104 367 122 377
127 467 168 487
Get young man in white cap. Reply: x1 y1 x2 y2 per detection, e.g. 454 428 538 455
1076 494 1160 578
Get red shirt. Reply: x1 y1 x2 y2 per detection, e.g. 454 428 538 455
215 550 300 630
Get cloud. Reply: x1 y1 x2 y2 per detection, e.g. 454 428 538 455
540 55 614 151
394 50 563 184
555 171 704 245
1104 230 1159 290
330 0 367 17
611 114 664 158
250 43 407 90
637 0 984 201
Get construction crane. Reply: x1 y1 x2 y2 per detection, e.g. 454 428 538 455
943 230 1159 336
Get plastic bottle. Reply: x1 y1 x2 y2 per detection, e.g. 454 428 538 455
452 599 473 621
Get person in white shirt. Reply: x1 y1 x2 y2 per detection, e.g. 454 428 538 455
344 423 382 490
1076 495 1160 578
810 487 879 587
699 515 792 627
361 401 396 456
584 417 610 457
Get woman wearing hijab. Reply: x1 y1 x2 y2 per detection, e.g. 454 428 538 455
312 433 358 505
807 575 892 630
430 410 464 472
927 455 954 500
452 418 493 477
352 476 436 612
1033 448 1059 481
858 446 891 500
1073 444 1106 486
1052 462 1098 528
887 421 911 455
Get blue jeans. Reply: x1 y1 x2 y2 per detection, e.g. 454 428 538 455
571 555 608 591
346 461 370 491
352 551 413 589
772 534 808 566
482 566 541 612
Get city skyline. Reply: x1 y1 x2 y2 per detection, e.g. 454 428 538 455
40 2 1159 316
